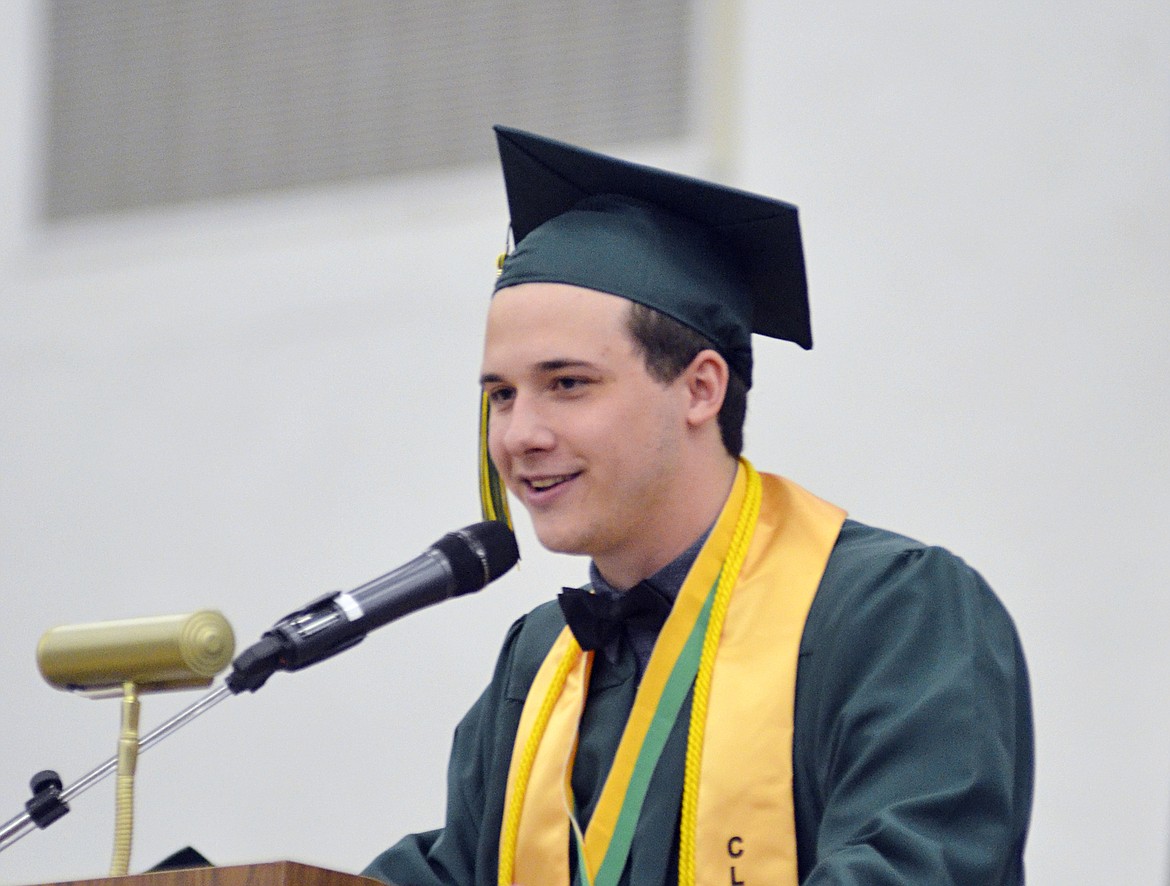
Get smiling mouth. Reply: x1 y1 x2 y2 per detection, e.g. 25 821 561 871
525 473 579 492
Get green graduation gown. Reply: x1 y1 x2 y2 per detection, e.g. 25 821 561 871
363 520 1034 885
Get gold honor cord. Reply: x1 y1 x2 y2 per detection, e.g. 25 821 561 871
499 636 588 886
678 461 762 886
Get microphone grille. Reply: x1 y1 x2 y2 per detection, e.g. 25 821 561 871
475 520 521 578
436 521 520 595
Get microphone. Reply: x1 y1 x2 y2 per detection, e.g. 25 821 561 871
227 520 519 693
37 611 235 697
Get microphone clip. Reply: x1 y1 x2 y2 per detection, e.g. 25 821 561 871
225 592 364 694
224 634 285 694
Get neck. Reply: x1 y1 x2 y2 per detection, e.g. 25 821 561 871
593 454 738 589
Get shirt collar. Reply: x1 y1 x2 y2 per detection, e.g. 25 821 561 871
587 527 711 602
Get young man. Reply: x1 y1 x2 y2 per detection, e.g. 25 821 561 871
364 127 1033 885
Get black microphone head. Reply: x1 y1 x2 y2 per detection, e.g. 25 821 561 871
435 521 520 595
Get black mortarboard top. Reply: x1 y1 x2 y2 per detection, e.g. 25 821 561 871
493 125 812 387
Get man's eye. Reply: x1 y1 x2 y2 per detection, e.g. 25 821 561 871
487 388 514 405
554 377 587 392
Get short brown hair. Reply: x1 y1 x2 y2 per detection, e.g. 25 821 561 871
625 302 748 457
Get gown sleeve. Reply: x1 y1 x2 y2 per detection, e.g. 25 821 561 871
794 527 1034 885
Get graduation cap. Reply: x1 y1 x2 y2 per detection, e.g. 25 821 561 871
493 124 812 386
480 125 812 525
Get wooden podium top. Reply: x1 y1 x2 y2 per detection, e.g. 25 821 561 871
30 861 382 886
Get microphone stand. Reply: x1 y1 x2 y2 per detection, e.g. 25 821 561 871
0 627 286 855
0 520 517 856
0 683 234 854
0 520 513 854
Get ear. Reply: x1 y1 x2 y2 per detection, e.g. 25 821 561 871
682 348 729 429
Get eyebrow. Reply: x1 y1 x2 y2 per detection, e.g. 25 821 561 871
479 359 598 387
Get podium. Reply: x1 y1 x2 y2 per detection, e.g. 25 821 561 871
28 861 382 886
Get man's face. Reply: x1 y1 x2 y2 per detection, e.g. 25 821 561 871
480 283 691 581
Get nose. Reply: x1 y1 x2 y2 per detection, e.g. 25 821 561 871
498 392 555 457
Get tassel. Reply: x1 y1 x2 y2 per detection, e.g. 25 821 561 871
479 391 513 528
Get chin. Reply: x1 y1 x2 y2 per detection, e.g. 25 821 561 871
530 521 593 558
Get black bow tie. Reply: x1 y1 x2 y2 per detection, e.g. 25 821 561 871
558 582 673 653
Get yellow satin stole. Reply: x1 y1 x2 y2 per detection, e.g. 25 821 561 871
500 464 845 886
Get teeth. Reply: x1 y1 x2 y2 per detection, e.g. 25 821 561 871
530 476 569 490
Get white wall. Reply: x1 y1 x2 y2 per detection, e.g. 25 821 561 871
735 4 1170 882
1 2 1167 883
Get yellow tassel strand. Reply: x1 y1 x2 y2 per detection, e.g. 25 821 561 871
479 391 513 528
677 459 763 886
